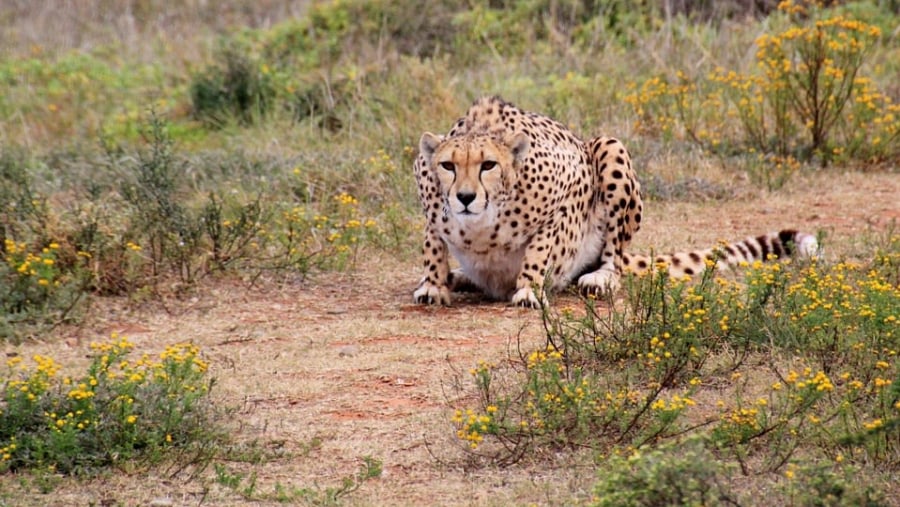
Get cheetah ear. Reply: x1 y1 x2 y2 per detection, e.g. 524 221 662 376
507 131 530 165
419 132 443 162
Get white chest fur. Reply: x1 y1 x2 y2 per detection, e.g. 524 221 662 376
439 199 607 299
441 210 529 300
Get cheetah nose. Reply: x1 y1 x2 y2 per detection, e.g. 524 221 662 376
456 192 476 207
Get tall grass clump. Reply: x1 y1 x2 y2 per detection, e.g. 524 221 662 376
87 113 393 294
2 104 400 339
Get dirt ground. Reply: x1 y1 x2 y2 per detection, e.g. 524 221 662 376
2 170 899 506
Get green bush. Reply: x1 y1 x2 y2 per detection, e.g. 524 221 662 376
0 238 87 339
189 0 467 129
592 439 736 507
778 461 888 507
2 106 401 338
190 43 276 127
592 439 889 507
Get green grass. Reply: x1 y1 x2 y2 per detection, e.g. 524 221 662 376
213 455 383 504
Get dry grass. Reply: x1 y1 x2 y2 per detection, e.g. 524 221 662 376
0 0 311 59
1 169 897 505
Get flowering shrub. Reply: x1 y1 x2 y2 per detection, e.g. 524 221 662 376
625 1 897 173
2 239 63 312
452 351 694 456
0 238 89 337
274 180 381 274
754 8 883 156
0 335 217 474
452 234 900 493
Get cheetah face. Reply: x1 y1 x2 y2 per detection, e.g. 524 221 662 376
419 131 530 218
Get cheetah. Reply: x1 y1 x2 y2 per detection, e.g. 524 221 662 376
413 96 818 307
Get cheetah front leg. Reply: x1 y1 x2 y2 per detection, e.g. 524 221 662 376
577 137 643 297
510 221 561 308
413 226 453 305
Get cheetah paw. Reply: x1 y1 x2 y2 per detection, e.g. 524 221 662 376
510 287 546 309
577 269 621 298
794 233 821 259
414 282 451 305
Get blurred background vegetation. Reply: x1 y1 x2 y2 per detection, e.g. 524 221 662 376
0 0 898 338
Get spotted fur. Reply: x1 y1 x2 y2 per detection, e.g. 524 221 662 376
413 97 817 307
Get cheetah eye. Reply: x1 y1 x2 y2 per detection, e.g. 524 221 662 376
480 161 497 172
439 161 455 172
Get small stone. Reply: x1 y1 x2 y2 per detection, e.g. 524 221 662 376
149 498 174 507
338 345 359 357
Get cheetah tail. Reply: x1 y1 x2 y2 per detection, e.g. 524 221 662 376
622 230 819 278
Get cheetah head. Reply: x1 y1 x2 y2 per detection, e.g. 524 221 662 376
419 131 530 218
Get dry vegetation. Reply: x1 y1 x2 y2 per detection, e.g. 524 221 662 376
1 1 899 506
